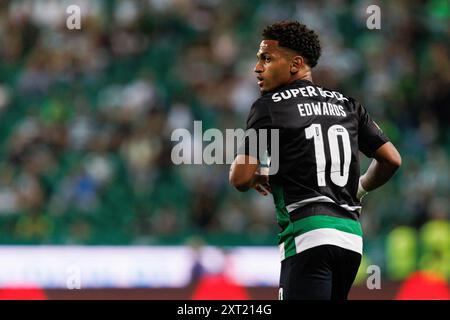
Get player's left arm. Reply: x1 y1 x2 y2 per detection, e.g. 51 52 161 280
229 155 271 195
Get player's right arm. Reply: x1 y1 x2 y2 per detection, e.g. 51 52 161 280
229 155 271 195
356 101 402 199
230 99 273 196
358 142 401 198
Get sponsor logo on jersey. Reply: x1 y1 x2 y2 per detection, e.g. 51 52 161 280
272 86 349 103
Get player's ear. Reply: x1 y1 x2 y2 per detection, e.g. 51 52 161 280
290 56 304 74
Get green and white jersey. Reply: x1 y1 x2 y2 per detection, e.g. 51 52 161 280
273 184 363 261
239 79 389 261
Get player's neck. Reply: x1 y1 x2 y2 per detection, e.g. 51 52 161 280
289 70 313 84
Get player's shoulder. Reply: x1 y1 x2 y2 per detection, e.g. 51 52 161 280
248 94 273 118
246 96 272 128
318 84 363 113
316 83 359 105
342 94 365 114
252 93 273 108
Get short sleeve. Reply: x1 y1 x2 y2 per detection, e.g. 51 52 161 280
236 99 273 163
245 99 272 130
357 102 389 157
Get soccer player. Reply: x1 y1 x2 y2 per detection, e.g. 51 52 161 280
229 21 401 300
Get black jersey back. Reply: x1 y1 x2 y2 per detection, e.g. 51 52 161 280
240 79 389 231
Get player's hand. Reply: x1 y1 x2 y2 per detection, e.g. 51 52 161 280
356 176 368 201
251 167 271 196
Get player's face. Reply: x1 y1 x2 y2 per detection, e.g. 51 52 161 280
254 40 292 94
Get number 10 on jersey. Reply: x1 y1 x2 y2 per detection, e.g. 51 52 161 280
305 124 351 187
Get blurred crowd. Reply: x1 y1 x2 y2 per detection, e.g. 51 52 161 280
0 0 448 276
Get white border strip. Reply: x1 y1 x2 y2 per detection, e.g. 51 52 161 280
294 228 363 254
286 195 361 213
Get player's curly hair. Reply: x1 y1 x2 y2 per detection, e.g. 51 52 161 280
262 21 321 68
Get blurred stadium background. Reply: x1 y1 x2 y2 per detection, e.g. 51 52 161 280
0 0 448 300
